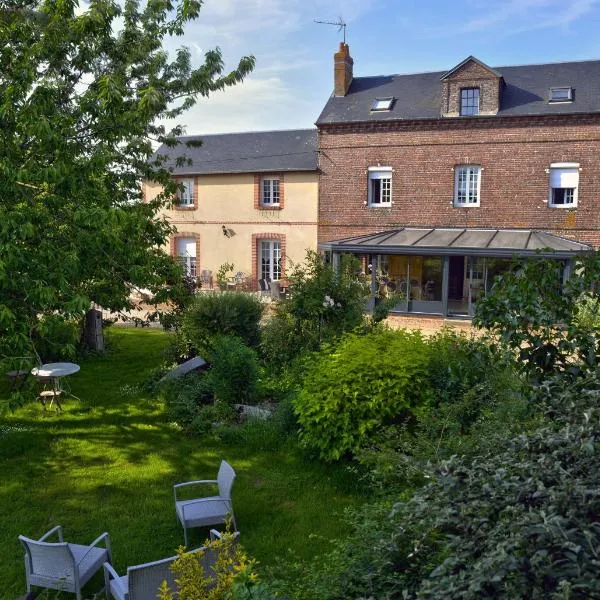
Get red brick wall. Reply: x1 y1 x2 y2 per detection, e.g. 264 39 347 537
318 115 600 248
441 60 501 116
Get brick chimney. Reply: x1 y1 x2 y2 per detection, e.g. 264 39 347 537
334 42 353 97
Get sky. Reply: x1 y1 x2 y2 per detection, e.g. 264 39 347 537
159 0 600 135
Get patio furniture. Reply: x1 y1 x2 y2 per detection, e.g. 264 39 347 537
200 269 213 289
174 460 237 547
32 362 81 410
103 541 218 600
19 525 112 600
5 356 33 391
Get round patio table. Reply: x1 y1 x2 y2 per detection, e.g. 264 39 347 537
31 362 81 409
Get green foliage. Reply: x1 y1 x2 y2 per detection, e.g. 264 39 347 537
182 293 264 357
0 1 254 362
289 374 600 600
33 315 81 362
261 251 369 368
210 335 259 405
162 372 216 427
216 262 235 290
474 253 600 378
216 400 297 452
295 328 431 461
158 529 274 600
355 330 530 492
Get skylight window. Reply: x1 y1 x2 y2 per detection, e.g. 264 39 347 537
371 97 394 112
549 87 573 102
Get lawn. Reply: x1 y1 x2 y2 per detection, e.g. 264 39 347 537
0 327 363 597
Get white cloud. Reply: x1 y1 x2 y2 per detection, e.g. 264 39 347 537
425 0 599 37
161 75 315 134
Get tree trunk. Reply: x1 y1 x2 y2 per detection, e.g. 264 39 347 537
83 308 104 352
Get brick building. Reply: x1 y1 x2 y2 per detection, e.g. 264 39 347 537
317 44 600 318
145 130 318 290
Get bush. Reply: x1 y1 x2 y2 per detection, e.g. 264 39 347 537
295 328 431 461
288 375 600 600
162 372 216 428
34 315 80 362
159 528 275 600
474 252 600 378
211 335 259 405
182 293 263 357
261 251 369 368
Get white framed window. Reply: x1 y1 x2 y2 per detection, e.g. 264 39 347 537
454 166 481 206
261 178 280 206
549 87 573 102
260 240 281 281
371 97 394 112
368 167 392 206
177 238 197 277
548 163 579 208
460 88 480 116
178 179 194 207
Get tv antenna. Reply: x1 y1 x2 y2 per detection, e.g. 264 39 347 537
314 17 347 43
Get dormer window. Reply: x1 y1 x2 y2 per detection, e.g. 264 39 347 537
371 97 394 112
460 88 480 116
549 87 573 102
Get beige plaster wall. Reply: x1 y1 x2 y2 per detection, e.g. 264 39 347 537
145 172 318 283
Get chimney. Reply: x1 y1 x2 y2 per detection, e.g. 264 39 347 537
334 42 353 97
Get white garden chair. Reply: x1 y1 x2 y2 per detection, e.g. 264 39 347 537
103 543 216 600
19 525 112 600
174 460 237 547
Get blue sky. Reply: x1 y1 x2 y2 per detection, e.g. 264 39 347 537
162 0 600 134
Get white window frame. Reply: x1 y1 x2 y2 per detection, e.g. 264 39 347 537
260 240 282 281
371 97 394 112
548 162 579 208
368 167 392 207
177 178 194 207
454 165 481 207
176 237 197 278
261 177 280 206
549 87 573 103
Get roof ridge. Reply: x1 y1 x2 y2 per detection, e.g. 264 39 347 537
352 56 600 81
174 128 317 140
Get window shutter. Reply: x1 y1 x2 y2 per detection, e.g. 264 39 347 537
550 168 578 188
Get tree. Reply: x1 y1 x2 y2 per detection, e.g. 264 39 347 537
473 252 600 378
0 0 254 364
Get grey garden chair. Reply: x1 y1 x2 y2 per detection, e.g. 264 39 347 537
103 541 217 600
174 460 237 547
19 525 112 600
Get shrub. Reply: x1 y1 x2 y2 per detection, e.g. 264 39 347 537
261 251 369 368
34 315 80 362
211 335 259 405
158 529 275 600
182 292 263 357
290 375 600 599
162 372 216 428
474 252 600 378
295 328 431 461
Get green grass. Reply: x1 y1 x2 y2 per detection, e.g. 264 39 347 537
0 328 364 597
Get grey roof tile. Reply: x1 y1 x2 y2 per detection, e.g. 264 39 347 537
317 59 600 125
153 129 317 175
322 227 591 258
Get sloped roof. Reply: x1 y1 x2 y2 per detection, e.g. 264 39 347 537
317 59 600 125
440 55 502 80
153 129 318 175
320 228 591 259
